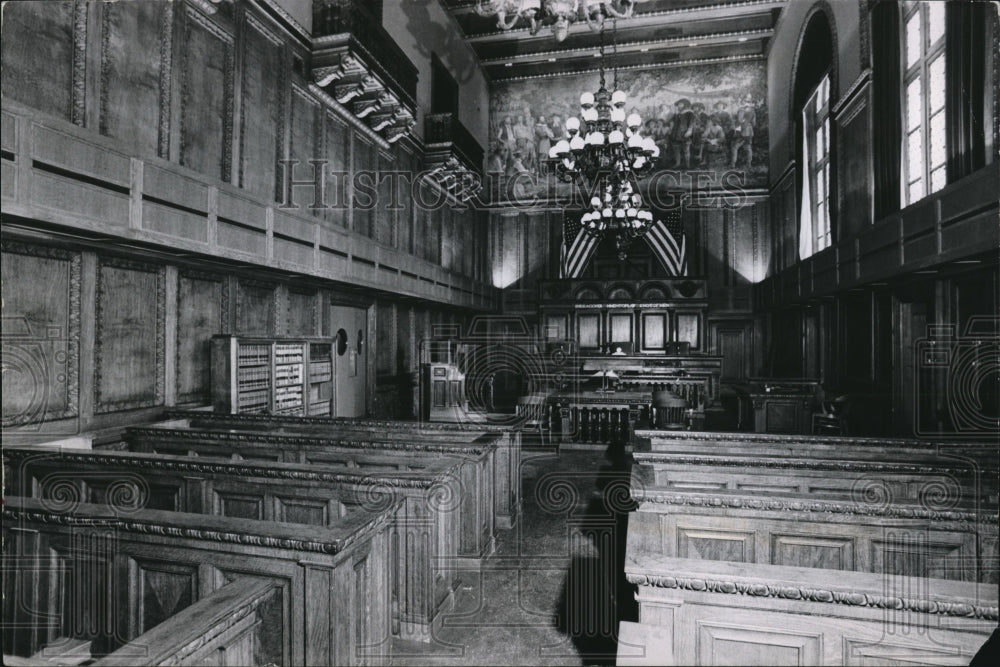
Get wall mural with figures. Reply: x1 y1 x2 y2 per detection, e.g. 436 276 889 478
488 60 768 202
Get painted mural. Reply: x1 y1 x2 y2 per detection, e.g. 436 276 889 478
488 60 768 201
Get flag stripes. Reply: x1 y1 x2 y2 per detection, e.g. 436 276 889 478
560 213 600 278
645 209 687 276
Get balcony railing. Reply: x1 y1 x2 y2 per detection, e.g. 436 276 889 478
312 0 418 143
424 112 485 176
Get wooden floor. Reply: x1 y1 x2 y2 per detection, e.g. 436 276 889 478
390 449 633 666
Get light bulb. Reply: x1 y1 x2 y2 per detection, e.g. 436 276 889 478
602 207 613 218
615 209 626 219
548 146 559 159
627 207 638 218
650 145 660 158
611 90 627 107
580 92 595 107
608 130 624 144
589 131 605 145
570 135 586 151
590 196 602 209
633 157 646 169
583 108 599 122
565 116 580 132
611 108 626 123
628 134 644 148
643 137 656 154
627 113 642 128
554 139 570 154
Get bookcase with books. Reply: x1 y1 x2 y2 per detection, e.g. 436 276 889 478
211 335 334 415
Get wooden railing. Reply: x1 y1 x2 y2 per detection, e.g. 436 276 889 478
93 578 281 666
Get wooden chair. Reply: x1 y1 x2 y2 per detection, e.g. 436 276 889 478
812 394 850 435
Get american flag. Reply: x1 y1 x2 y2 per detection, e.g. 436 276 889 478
645 209 687 276
560 212 600 279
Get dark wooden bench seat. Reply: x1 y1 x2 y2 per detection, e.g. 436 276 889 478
3 495 397 665
165 410 523 530
3 445 464 643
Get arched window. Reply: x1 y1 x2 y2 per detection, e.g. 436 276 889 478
802 75 832 255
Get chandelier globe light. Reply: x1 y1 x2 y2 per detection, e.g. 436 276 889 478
547 20 660 259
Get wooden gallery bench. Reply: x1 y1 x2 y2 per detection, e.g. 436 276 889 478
129 419 500 563
4 445 465 643
166 411 523 530
618 429 999 665
2 492 396 666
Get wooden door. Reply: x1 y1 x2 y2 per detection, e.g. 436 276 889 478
330 304 367 417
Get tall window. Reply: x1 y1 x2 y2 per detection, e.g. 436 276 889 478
902 0 946 204
799 74 831 258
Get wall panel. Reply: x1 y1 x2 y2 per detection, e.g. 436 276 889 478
287 290 318 337
100 1 170 158
235 279 276 336
239 15 284 201
94 257 165 413
176 271 226 404
179 6 234 181
0 242 81 424
0 1 77 123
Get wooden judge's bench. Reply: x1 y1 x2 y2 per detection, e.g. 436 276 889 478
533 278 728 443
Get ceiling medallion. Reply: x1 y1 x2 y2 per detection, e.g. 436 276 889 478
548 22 660 260
475 0 645 42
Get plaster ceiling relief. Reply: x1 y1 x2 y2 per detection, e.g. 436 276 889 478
441 0 786 81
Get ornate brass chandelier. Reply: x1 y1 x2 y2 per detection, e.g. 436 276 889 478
548 22 659 259
475 0 645 42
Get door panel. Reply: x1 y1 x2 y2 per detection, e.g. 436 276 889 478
330 304 367 417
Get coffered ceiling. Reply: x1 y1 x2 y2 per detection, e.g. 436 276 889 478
440 0 785 81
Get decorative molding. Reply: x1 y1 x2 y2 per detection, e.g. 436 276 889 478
632 490 998 531
157 0 174 159
858 0 871 68
832 69 871 122
625 571 999 621
94 257 166 413
4 447 439 491
632 453 993 478
126 426 493 457
162 409 514 436
0 240 81 423
3 502 396 556
99 3 111 136
71 0 88 126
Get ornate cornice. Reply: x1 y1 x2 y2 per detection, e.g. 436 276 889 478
633 429 999 454
625 572 999 621
4 448 441 490
3 504 395 556
129 425 495 455
632 491 999 530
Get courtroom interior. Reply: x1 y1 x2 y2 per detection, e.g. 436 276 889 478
1 0 998 665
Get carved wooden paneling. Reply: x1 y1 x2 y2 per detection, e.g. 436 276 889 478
216 492 264 520
696 621 822 666
176 270 227 404
771 534 855 571
94 257 165 413
0 1 77 122
235 279 276 336
352 136 376 238
375 302 395 375
276 497 329 526
678 528 754 563
239 14 284 201
135 561 197 635
179 5 234 181
284 289 317 337
838 94 872 239
288 84 321 211
872 538 965 580
0 241 81 425
578 313 601 350
324 112 350 228
100 0 173 158
641 313 667 351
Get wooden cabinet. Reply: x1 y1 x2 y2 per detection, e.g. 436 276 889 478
211 335 333 415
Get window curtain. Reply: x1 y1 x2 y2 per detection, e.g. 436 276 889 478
871 0 902 221
798 118 814 261
945 0 988 180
